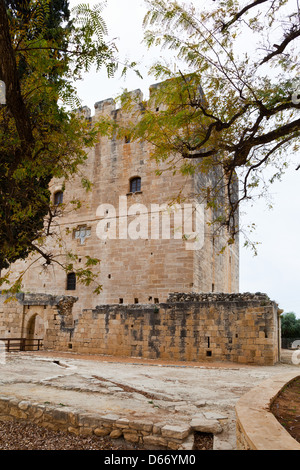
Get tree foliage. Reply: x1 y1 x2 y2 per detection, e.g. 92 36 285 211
0 0 118 291
281 312 300 338
98 0 300 244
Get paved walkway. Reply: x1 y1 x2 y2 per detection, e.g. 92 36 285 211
0 350 299 450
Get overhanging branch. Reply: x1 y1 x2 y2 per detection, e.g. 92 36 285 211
0 0 33 148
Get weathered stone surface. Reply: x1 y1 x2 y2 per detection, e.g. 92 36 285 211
94 428 110 437
123 432 140 443
202 411 227 420
190 417 222 434
32 408 44 420
166 440 181 450
115 418 130 428
110 429 123 439
129 420 153 432
195 400 207 408
179 435 194 451
100 414 119 423
68 426 80 435
18 401 30 411
161 425 190 440
9 408 27 419
143 435 168 448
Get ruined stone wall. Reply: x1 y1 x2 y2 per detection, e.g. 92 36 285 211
6 85 239 318
0 295 24 338
43 292 280 366
0 294 76 345
0 292 280 365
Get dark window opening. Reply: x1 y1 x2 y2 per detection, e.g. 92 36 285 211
154 298 159 304
119 298 123 304
206 350 212 357
54 191 63 205
134 298 139 304
130 177 141 193
66 272 76 291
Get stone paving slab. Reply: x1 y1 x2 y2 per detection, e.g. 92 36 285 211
0 351 299 450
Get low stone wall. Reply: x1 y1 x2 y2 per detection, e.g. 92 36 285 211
0 396 195 450
0 292 281 365
236 372 300 450
45 292 281 365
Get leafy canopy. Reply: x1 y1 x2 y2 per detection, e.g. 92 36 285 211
281 312 300 338
98 0 300 246
0 0 118 291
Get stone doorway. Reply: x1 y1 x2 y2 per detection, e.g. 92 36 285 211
26 314 44 350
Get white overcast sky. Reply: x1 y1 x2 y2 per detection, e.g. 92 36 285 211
69 0 300 317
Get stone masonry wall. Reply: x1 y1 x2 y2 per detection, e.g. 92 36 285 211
0 396 194 450
0 292 280 366
43 292 280 366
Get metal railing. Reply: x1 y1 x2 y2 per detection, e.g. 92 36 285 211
0 338 43 352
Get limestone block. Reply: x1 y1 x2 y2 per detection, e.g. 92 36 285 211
79 427 93 436
143 435 168 448
161 425 190 440
190 416 222 434
110 429 123 439
18 401 30 411
123 431 140 443
9 408 28 420
179 435 194 451
68 426 80 435
94 428 111 437
129 420 153 432
167 440 181 450
32 408 44 420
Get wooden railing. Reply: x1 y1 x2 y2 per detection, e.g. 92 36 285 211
0 338 43 352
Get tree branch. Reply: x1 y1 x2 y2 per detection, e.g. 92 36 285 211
259 26 300 65
221 0 268 32
0 0 34 148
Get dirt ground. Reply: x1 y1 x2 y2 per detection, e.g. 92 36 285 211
271 376 300 443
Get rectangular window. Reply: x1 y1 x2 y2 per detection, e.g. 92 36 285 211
130 177 141 193
66 273 76 290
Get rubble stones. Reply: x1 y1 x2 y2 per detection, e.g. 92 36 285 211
167 292 271 304
0 395 197 450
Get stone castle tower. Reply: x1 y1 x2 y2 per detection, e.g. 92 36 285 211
9 86 239 319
